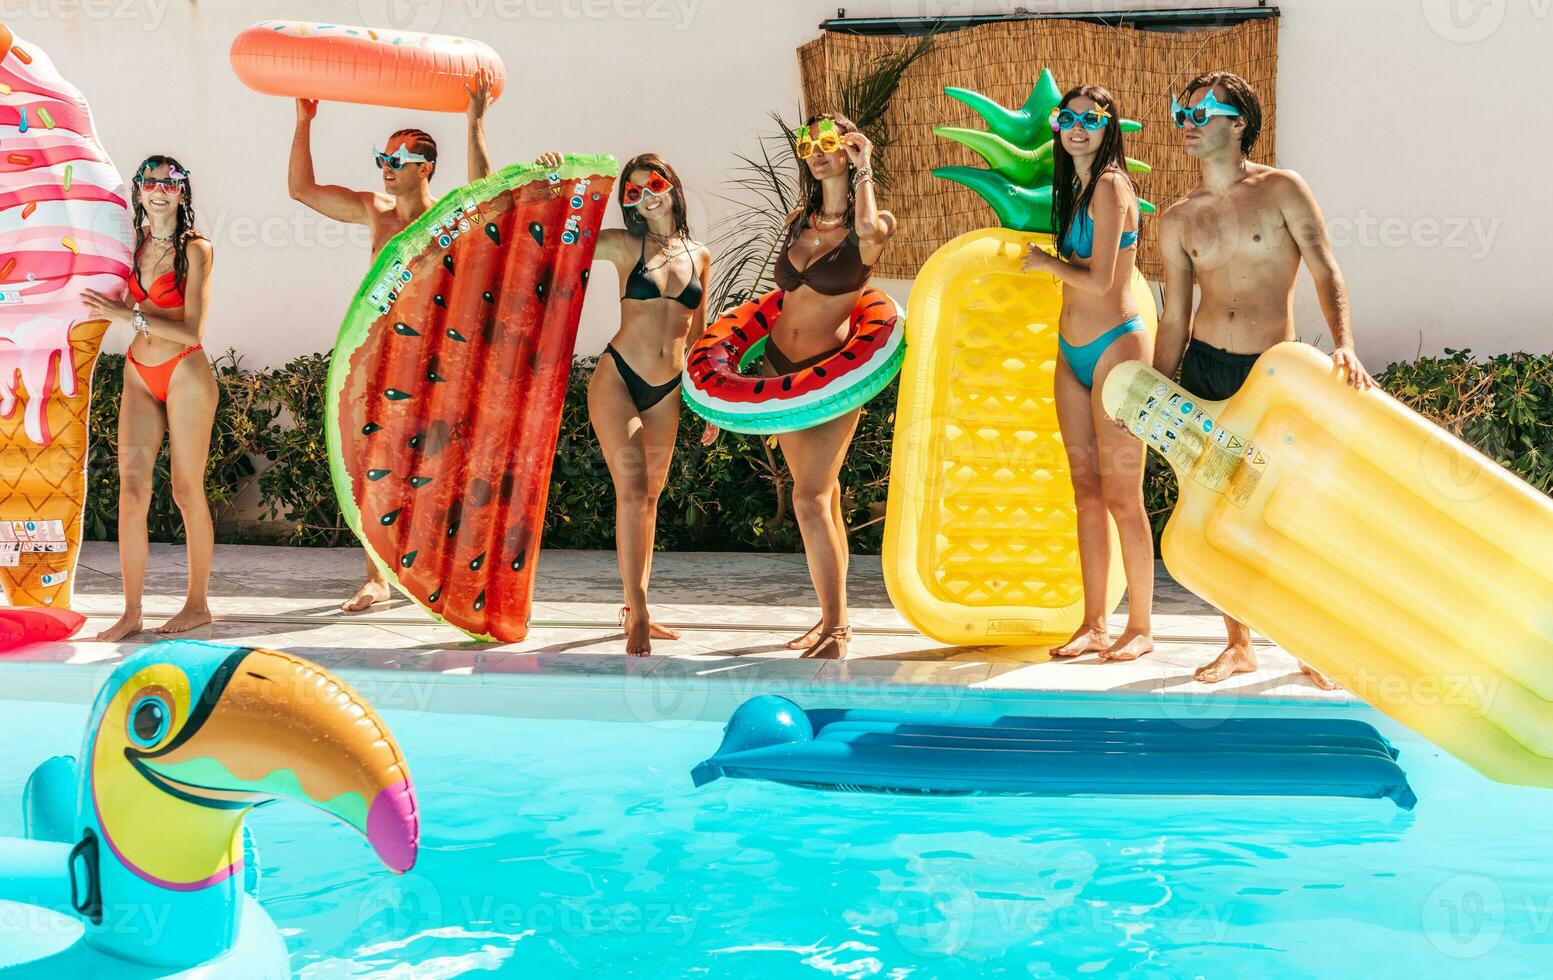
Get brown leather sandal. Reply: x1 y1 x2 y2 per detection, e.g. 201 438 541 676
801 624 852 660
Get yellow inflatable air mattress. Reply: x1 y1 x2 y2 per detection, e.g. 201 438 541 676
884 70 1156 645
1102 344 1553 787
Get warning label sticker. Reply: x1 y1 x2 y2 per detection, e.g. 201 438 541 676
0 520 68 567
1115 369 1264 508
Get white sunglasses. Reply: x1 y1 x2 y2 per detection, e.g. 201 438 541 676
373 145 430 170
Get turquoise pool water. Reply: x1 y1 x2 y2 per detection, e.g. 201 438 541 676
3 695 1551 977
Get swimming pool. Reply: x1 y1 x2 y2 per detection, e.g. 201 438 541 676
2 681 1550 978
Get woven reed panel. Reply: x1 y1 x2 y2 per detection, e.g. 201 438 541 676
797 17 1279 280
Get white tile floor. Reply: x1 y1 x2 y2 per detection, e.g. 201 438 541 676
0 541 1357 710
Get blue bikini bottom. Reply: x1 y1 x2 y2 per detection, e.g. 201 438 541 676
1059 315 1146 388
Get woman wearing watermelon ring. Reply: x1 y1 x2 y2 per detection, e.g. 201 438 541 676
768 113 897 660
589 154 714 656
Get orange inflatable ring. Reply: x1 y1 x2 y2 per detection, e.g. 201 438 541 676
229 21 505 113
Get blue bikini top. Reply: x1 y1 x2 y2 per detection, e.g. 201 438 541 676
1058 207 1140 260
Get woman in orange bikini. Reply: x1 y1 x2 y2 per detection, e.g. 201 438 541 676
81 156 219 641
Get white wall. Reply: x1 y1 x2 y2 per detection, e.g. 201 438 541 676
13 0 1551 367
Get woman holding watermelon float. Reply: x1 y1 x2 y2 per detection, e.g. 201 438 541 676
589 155 714 656
1020 86 1156 663
768 113 896 660
82 157 219 641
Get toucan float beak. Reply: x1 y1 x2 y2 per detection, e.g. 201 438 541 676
135 648 418 873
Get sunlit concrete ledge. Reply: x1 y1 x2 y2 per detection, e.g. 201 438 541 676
0 542 1356 714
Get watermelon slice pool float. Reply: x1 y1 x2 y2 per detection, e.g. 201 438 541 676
327 155 618 642
683 286 904 434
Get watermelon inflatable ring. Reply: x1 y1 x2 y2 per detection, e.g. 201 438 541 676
683 286 904 434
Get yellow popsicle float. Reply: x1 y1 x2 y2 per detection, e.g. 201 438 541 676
1101 345 1553 787
883 70 1155 645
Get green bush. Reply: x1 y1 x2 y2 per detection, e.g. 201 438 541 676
85 351 277 543
84 346 1553 554
253 353 352 546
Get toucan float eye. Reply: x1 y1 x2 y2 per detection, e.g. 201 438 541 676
128 694 172 748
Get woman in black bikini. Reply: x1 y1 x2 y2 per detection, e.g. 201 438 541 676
768 113 895 660
589 154 714 656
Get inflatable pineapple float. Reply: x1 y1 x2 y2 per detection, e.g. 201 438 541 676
883 69 1157 645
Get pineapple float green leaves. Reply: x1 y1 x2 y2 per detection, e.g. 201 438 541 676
933 68 1154 233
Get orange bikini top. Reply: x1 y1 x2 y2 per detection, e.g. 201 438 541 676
128 243 186 309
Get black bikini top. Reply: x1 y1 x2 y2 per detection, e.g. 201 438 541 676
624 236 702 310
773 217 873 296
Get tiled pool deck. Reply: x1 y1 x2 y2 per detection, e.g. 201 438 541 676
0 542 1354 718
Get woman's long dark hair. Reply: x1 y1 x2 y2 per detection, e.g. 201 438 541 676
619 153 691 239
1051 86 1134 248
790 111 861 235
130 155 202 294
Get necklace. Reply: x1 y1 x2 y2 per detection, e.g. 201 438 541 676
644 230 689 272
147 230 175 243
808 210 848 245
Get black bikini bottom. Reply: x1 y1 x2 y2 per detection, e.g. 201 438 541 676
764 337 844 375
603 344 680 413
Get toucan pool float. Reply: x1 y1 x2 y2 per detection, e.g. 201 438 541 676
1102 347 1553 789
327 156 617 643
230 20 505 112
0 639 417 976
693 695 1417 809
0 23 133 609
882 69 1156 646
683 286 904 434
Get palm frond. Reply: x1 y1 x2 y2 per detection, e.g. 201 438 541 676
705 111 798 315
703 36 931 312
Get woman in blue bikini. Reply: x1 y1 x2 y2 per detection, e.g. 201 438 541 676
1022 85 1156 662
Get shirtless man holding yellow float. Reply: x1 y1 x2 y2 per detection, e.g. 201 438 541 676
1152 70 1375 688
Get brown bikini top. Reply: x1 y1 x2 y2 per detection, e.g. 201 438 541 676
773 216 873 296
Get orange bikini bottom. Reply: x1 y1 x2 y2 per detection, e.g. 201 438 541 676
128 345 203 402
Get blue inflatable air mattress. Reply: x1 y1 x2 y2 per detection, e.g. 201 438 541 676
691 696 1417 809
